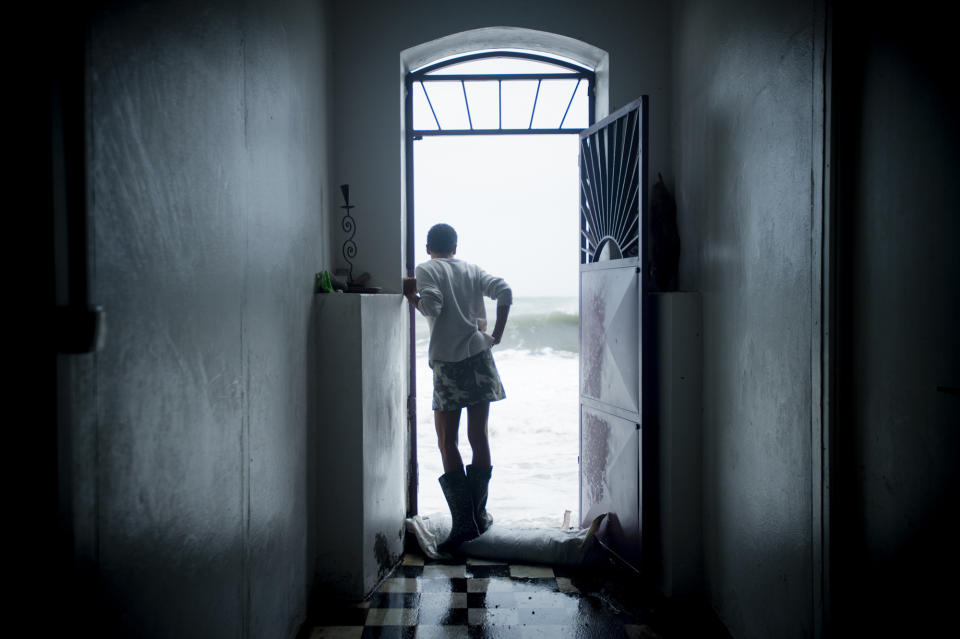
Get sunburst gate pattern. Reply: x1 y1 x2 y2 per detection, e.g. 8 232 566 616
579 99 648 264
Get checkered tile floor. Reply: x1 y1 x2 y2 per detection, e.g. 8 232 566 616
308 553 653 639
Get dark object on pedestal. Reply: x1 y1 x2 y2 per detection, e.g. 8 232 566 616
346 271 380 293
650 172 680 292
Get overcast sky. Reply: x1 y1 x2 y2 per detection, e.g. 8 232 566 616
413 134 580 298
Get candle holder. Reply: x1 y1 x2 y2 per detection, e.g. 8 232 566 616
340 184 357 284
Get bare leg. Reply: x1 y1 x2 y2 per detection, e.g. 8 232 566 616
434 409 463 474
466 402 491 468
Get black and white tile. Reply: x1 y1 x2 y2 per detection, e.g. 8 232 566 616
309 553 650 639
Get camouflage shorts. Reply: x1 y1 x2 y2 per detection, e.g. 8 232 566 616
431 348 506 411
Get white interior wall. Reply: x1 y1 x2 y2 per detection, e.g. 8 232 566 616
69 0 332 636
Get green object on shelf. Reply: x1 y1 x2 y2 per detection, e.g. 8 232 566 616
315 270 334 294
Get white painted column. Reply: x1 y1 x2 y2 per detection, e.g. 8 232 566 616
651 292 702 597
314 293 409 598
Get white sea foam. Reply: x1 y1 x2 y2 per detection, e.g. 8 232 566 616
416 297 580 528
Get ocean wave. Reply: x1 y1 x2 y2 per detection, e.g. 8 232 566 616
512 310 578 326
499 309 579 353
416 309 579 354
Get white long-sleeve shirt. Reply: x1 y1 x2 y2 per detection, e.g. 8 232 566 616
415 257 512 363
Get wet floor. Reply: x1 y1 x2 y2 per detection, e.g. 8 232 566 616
306 552 729 638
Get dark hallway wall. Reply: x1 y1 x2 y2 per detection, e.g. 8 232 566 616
832 4 960 634
59 1 331 636
671 0 818 636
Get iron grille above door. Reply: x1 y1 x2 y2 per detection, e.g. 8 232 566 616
407 51 595 136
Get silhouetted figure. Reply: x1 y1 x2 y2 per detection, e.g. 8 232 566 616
403 223 512 555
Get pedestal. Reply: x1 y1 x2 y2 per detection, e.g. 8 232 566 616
651 292 702 596
313 293 408 598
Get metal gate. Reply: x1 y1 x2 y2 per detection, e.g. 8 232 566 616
578 97 648 569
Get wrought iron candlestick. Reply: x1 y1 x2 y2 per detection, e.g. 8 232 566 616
340 184 357 283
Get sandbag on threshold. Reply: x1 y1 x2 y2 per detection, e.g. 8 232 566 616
406 512 607 565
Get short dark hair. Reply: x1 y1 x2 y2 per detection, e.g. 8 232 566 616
426 223 457 254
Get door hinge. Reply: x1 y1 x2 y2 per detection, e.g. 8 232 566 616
407 395 417 422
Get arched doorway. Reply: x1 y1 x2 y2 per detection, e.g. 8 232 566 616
402 31 608 521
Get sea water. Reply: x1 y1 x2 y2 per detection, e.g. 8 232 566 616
416 296 580 529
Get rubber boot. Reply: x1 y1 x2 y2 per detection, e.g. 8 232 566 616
466 464 494 534
437 468 480 555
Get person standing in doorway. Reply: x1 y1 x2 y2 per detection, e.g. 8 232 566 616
403 223 511 554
